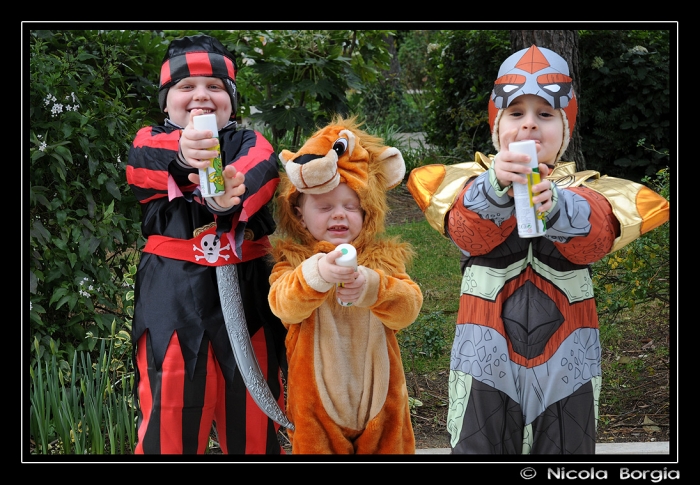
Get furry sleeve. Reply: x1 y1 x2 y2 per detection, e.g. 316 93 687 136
268 255 334 327
358 267 423 331
356 238 423 331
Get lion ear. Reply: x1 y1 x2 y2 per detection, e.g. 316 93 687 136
377 147 406 190
279 149 294 164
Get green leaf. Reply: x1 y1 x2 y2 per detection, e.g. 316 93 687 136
31 220 52 245
31 149 46 162
54 145 74 165
105 179 121 199
49 287 69 305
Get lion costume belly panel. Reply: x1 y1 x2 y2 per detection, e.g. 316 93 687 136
283 300 414 454
314 303 389 430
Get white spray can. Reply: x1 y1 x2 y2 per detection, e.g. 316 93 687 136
509 140 547 237
334 243 357 307
193 113 225 198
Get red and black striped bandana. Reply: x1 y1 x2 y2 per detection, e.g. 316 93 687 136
157 35 238 114
160 50 236 89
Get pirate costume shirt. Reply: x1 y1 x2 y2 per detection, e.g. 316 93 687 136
126 35 286 455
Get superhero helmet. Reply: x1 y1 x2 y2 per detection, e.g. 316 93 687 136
488 45 578 161
158 34 238 119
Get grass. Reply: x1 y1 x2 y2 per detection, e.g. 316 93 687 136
385 219 461 375
386 220 461 314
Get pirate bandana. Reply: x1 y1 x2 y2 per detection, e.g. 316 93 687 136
158 35 238 117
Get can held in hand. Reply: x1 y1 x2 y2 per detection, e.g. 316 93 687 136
335 243 357 307
193 114 225 198
509 140 547 238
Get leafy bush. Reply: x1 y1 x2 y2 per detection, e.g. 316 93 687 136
592 167 670 324
228 29 395 149
578 30 670 181
396 30 436 116
28 30 167 365
349 80 422 132
424 30 510 161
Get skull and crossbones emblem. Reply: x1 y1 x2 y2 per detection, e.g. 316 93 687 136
193 234 231 263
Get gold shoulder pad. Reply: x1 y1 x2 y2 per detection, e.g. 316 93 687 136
582 176 669 253
407 153 489 235
549 162 669 252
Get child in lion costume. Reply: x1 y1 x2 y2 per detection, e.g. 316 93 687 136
268 116 422 454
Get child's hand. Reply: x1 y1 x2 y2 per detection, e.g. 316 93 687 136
493 129 554 212
318 250 359 285
335 271 366 304
180 109 220 169
188 165 246 209
493 129 535 193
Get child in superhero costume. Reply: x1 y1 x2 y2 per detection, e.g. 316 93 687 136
126 34 287 454
268 117 422 454
407 45 669 454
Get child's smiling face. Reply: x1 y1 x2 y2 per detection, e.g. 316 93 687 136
296 183 365 246
164 76 232 129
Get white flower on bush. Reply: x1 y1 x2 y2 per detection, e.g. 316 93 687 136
629 45 648 55
51 103 63 117
79 277 100 298
45 92 79 117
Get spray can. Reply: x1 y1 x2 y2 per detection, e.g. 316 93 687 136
509 140 547 237
193 113 225 198
334 243 357 307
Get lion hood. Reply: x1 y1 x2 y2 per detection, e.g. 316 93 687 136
273 116 406 257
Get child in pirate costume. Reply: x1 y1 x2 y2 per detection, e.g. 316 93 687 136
126 34 287 454
407 45 669 454
268 116 423 454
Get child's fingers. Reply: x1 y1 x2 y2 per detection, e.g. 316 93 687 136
184 109 214 142
326 250 343 266
500 129 518 152
223 165 245 186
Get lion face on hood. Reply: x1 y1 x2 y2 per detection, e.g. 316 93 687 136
276 116 406 249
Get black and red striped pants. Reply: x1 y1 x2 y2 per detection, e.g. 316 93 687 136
134 329 284 454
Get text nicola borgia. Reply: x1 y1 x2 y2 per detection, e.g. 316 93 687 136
548 468 679 482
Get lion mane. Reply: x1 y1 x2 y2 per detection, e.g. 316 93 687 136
273 115 408 264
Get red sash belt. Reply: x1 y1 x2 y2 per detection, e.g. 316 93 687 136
143 227 271 266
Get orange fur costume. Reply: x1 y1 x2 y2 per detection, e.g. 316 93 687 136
268 116 422 454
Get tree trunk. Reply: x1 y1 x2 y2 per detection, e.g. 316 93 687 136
510 30 585 171
384 33 401 90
